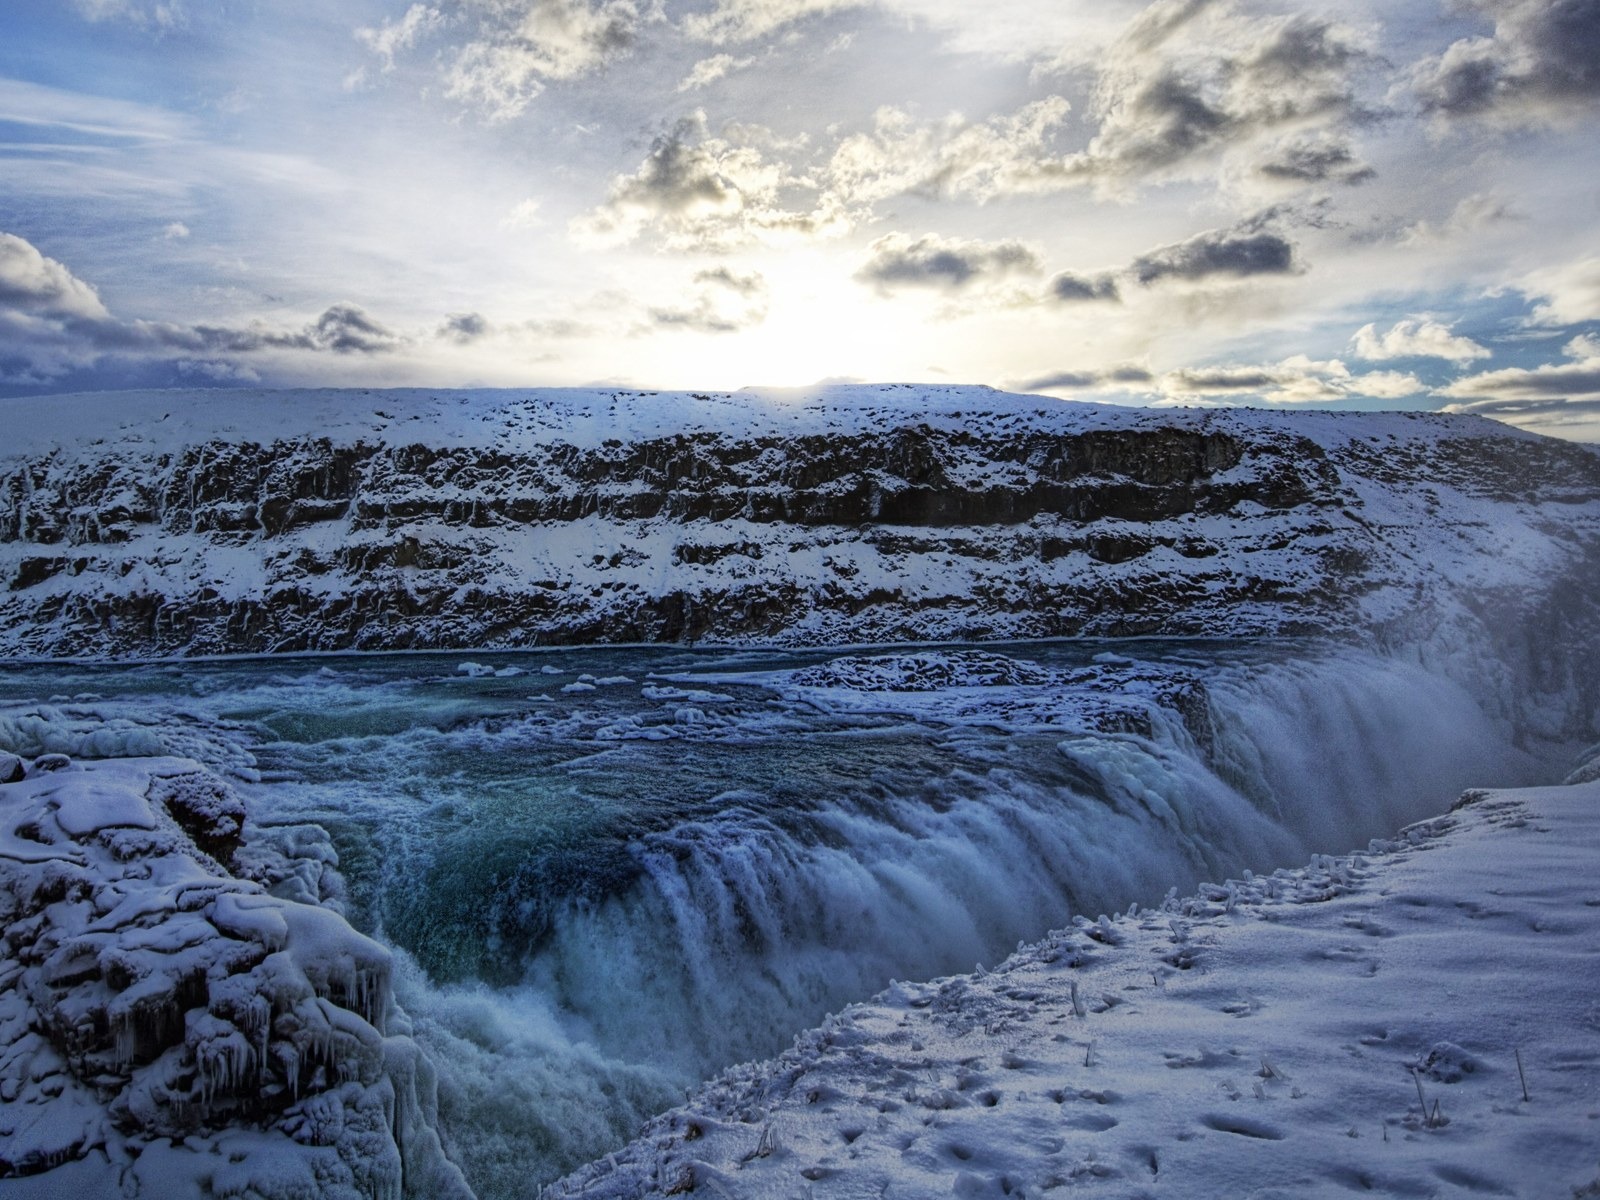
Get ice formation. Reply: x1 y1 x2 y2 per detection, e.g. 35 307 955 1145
0 754 469 1199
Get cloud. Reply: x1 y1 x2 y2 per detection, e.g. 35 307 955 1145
681 0 865 45
1047 271 1121 303
0 231 408 384
355 4 445 73
1019 365 1154 393
439 311 492 344
71 0 186 29
676 53 754 91
1412 0 1600 124
1438 395 1600 439
855 232 1039 293
647 267 769 333
1254 133 1374 185
1399 193 1521 245
1352 318 1491 363
183 305 406 355
1156 354 1425 403
443 0 654 121
162 221 191 240
0 233 112 320
1520 257 1600 327
572 113 838 249
823 97 1077 205
1070 3 1374 190
1131 225 1299 285
502 198 546 229
1439 337 1600 402
1352 369 1429 399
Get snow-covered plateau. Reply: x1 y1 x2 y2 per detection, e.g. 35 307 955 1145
0 386 1597 1198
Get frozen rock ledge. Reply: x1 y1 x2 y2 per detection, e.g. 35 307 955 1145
0 756 471 1200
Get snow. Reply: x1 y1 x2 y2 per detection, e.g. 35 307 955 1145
0 754 470 1199
551 779 1600 1199
0 385 1554 459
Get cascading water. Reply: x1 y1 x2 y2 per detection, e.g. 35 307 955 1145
0 641 1561 1198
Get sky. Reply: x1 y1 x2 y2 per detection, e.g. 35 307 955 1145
1 0 1599 440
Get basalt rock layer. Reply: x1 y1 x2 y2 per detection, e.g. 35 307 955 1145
1 385 1597 729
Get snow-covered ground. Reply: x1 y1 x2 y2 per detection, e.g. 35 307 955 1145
552 776 1600 1200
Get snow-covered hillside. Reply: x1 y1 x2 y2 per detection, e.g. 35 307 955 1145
551 777 1600 1200
2 388 1597 711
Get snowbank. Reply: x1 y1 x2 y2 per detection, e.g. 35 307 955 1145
0 755 469 1199
551 779 1600 1199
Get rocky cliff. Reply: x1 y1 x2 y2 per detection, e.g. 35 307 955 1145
1 385 1597 727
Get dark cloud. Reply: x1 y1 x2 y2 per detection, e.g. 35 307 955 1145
1020 366 1154 392
1131 227 1299 285
439 311 492 344
183 305 404 355
855 233 1039 293
1164 366 1283 391
1048 271 1121 303
1081 7 1371 185
1440 360 1600 401
623 117 741 215
574 113 827 249
647 267 769 333
300 304 402 353
1414 0 1600 122
1256 134 1374 184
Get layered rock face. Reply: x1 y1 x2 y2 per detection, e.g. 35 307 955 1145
1 386 1596 728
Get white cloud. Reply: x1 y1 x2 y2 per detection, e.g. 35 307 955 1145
676 53 754 91
1521 257 1600 327
1351 318 1491 363
355 4 444 72
1352 369 1427 399
502 198 546 229
823 97 1075 205
71 0 186 30
444 0 655 121
682 0 866 45
162 221 191 240
0 232 111 321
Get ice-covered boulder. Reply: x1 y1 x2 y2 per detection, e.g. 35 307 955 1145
0 756 471 1199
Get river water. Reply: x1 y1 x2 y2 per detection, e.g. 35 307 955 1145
0 640 1551 1195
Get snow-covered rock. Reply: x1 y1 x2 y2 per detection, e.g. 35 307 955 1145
549 779 1600 1199
0 755 469 1198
